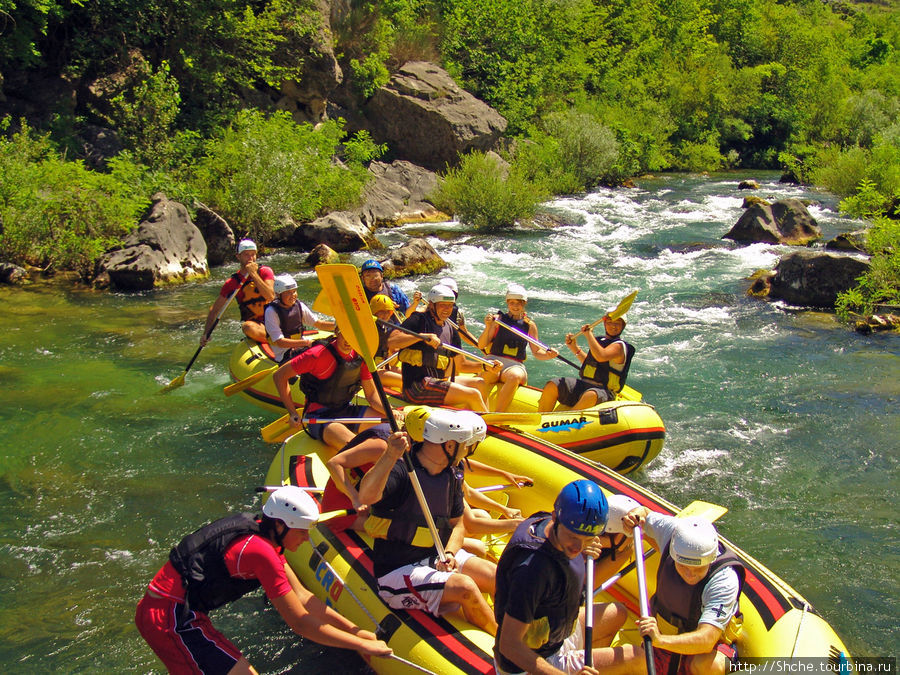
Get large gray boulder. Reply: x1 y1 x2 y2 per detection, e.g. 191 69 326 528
380 237 446 278
769 250 870 308
193 205 235 267
360 160 445 226
97 194 208 290
295 211 375 252
724 198 821 245
365 62 508 171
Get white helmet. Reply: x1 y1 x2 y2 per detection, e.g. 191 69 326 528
237 239 257 253
438 277 459 295
505 283 528 302
263 486 320 529
422 408 475 445
671 517 719 566
273 274 298 295
428 284 456 304
454 410 487 445
604 494 640 535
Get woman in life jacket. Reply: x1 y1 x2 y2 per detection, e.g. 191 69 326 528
538 310 635 413
477 283 560 412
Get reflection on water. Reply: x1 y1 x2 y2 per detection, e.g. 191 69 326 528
0 171 896 670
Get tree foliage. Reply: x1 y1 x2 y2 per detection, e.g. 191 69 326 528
193 110 381 241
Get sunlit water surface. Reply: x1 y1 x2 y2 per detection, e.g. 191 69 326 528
0 171 896 671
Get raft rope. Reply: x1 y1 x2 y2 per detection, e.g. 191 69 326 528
790 601 810 657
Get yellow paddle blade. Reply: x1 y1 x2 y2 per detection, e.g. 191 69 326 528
315 264 379 367
261 414 292 443
160 371 186 392
677 500 728 522
223 365 278 397
608 290 637 320
312 288 333 315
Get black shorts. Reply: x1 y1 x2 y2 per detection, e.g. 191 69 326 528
549 377 612 407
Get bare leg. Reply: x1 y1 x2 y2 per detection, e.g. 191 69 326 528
572 389 600 410
440 574 498 635
241 320 268 343
494 366 527 412
459 555 498 597
228 657 260 674
443 382 488 412
538 381 560 412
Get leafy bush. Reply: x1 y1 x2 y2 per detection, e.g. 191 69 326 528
430 151 549 232
193 110 380 240
835 216 900 320
513 111 620 194
0 120 148 277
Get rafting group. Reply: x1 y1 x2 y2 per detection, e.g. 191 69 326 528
145 240 850 675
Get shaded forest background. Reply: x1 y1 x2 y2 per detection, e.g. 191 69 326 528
0 0 897 312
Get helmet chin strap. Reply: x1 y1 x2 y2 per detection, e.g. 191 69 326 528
440 441 458 469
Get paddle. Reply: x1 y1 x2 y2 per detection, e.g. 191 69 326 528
445 318 485 353
492 315 581 370
582 290 639 333
260 409 543 444
375 317 496 367
223 364 277 396
316 263 449 564
162 278 249 391
585 556 595 667
634 524 656 675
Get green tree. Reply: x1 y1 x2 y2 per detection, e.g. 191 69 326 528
193 110 379 240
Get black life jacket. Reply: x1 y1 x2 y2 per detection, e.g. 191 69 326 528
495 514 584 666
488 311 530 362
299 338 364 409
375 318 395 360
398 311 454 388
231 272 268 322
168 513 263 615
365 446 459 548
364 281 397 305
265 299 308 340
651 541 746 633
578 336 635 394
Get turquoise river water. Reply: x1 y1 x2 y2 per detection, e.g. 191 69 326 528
0 171 896 672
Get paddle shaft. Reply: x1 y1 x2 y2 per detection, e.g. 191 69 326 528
492 315 581 370
185 279 248 373
585 556 594 667
445 318 485 353
320 265 448 563
634 526 656 675
375 317 495 366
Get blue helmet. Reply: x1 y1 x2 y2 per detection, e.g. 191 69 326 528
361 259 384 272
554 480 609 536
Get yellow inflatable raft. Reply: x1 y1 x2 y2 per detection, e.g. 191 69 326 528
230 337 666 473
261 425 849 675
